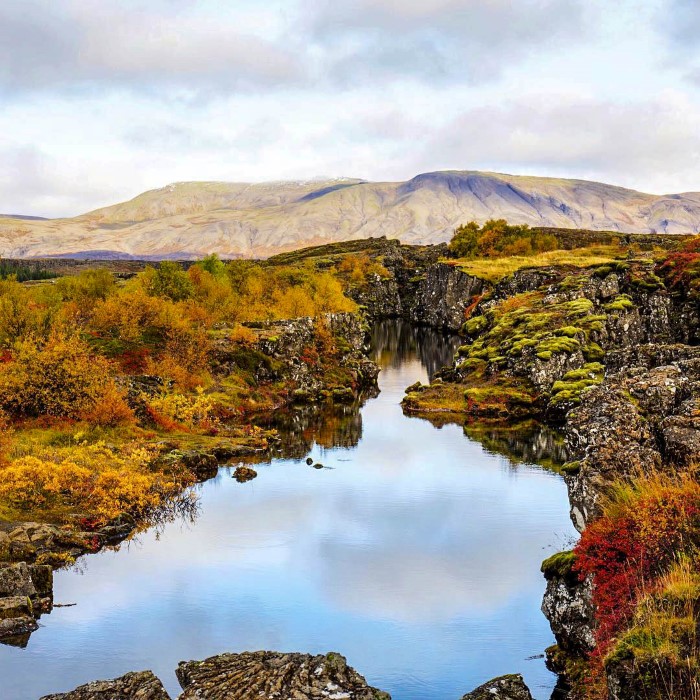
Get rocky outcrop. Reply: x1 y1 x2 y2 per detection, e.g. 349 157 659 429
43 651 391 700
564 358 700 530
0 561 52 646
40 671 171 700
409 263 486 331
176 651 390 700
540 553 595 656
253 313 379 403
460 674 533 700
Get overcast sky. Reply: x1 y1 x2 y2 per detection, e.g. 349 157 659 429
1 0 699 217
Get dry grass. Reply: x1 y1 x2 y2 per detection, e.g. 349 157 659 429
451 245 625 283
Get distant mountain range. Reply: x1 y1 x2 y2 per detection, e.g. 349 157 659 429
2 171 700 259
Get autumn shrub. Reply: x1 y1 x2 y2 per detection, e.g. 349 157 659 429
142 261 194 301
83 381 135 427
336 254 391 284
228 324 257 345
449 219 559 259
0 440 190 523
0 278 57 344
146 388 216 430
656 237 700 300
574 475 700 654
0 334 116 419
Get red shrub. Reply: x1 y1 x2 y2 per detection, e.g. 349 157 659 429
574 481 700 653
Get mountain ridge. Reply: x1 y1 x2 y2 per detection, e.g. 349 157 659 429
2 170 699 259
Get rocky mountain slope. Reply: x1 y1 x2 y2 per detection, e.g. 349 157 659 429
2 171 700 259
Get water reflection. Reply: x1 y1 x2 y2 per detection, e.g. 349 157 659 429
0 321 577 700
370 319 462 378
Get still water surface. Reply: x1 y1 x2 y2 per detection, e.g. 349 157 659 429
0 321 577 700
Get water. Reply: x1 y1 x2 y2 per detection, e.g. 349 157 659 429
0 321 577 700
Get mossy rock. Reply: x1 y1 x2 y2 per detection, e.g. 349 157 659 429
541 550 577 581
604 294 635 312
560 460 581 475
464 315 489 336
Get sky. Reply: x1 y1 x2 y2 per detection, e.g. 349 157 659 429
1 0 699 217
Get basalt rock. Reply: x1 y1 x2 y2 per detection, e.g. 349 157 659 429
460 674 533 700
540 553 595 655
175 651 391 700
40 671 171 700
255 313 379 403
409 263 487 332
564 360 700 529
0 561 53 646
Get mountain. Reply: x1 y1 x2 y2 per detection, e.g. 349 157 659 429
2 171 700 259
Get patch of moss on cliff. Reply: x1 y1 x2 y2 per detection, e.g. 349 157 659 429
541 550 577 580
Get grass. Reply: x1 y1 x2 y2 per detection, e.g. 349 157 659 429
451 245 626 283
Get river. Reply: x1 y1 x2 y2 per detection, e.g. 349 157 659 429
0 320 577 700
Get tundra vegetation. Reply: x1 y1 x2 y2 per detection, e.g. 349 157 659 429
0 254 362 542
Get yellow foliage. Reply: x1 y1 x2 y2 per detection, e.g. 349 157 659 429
0 439 189 523
0 333 114 419
228 324 257 345
146 388 216 429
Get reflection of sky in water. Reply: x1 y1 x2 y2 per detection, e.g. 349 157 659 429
0 324 577 700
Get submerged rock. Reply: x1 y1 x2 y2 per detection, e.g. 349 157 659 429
460 674 533 700
176 651 391 700
40 671 171 700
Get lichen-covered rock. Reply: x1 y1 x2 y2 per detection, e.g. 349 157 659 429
40 671 171 700
460 674 533 700
175 651 391 700
540 552 595 655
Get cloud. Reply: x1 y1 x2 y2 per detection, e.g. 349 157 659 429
306 0 586 84
0 0 587 98
417 94 700 193
0 0 303 96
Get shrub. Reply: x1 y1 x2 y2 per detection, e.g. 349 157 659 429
449 219 559 259
0 334 115 419
574 476 700 654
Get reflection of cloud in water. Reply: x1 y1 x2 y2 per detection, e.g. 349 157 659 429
0 321 577 700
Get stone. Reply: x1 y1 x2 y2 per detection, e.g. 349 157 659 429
175 651 391 700
460 674 533 700
233 465 257 483
40 671 171 700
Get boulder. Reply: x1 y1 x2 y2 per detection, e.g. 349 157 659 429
40 671 171 700
175 651 391 700
460 674 533 700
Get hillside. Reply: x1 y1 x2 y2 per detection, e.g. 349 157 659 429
1 171 700 259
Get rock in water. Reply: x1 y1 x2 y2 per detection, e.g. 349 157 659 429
176 651 391 700
461 674 533 700
233 465 258 483
40 671 171 700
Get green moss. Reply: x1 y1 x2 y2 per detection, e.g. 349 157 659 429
583 342 605 362
541 550 577 580
604 293 635 312
464 314 489 336
560 460 581 475
537 336 580 356
565 298 594 316
557 325 582 338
